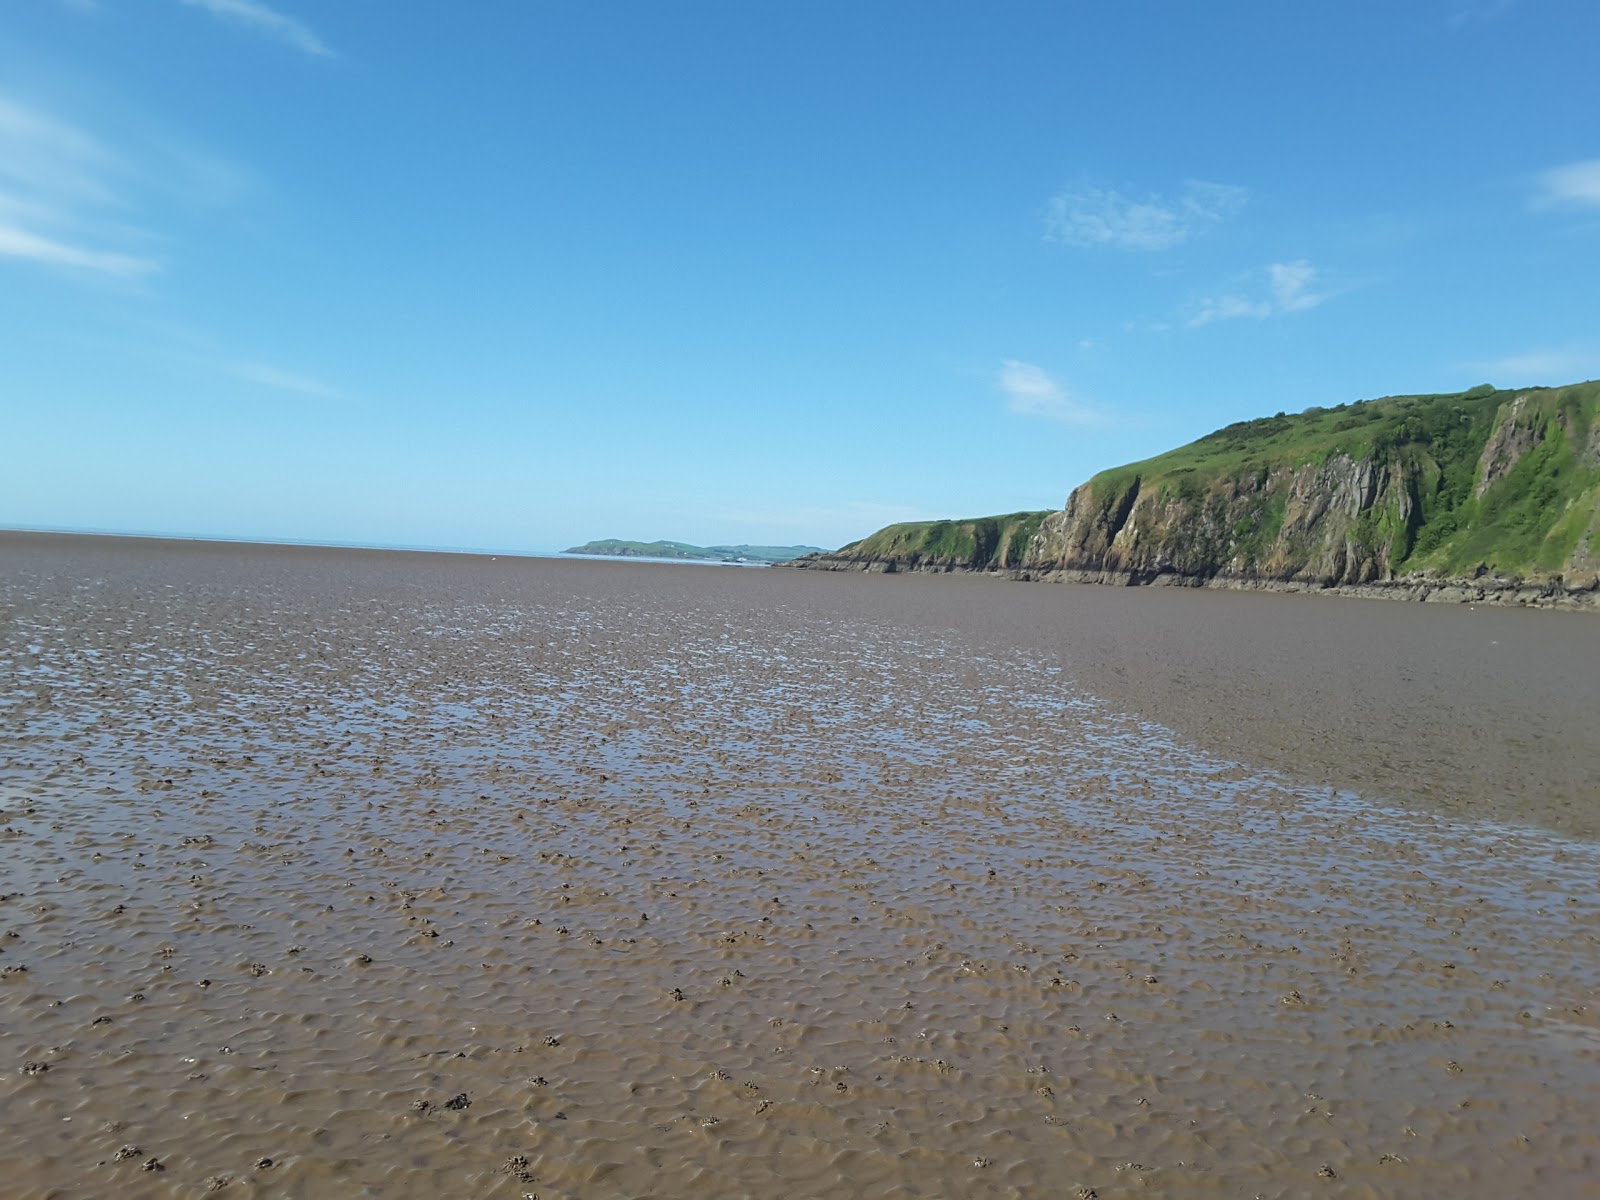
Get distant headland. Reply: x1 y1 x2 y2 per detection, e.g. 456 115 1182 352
565 539 824 564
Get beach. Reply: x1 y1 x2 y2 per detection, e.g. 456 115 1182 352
2 531 1597 1197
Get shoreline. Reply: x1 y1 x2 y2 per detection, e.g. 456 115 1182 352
0 528 760 569
789 554 1600 612
6 530 1597 836
4 534 1599 1195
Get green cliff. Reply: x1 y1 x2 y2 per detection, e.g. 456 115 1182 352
813 511 1049 572
796 381 1600 606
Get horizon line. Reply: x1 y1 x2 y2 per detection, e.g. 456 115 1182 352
0 524 809 566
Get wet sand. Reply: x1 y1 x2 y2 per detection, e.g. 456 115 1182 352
2 531 1597 1198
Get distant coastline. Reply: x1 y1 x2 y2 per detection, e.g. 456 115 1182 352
565 538 823 565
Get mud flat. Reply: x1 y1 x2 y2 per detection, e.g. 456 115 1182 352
2 531 1597 1198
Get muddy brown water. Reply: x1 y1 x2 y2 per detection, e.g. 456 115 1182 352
2 532 1597 1198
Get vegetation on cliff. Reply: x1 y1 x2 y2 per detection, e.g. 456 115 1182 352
1038 381 1600 584
802 381 1600 592
822 511 1049 571
566 539 823 563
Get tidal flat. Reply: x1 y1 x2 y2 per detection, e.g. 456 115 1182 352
2 532 1597 1198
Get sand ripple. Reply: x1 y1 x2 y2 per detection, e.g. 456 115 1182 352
1 536 1597 1197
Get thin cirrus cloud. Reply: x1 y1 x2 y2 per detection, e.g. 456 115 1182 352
998 360 1105 427
1465 348 1600 382
233 361 343 399
1446 0 1520 29
1532 160 1600 209
0 94 161 276
0 224 155 276
0 95 114 203
1187 260 1328 327
179 0 333 58
1044 180 1248 251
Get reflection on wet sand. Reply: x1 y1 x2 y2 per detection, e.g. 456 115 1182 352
2 534 1597 1198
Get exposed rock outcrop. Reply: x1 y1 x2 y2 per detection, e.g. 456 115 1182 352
1474 393 1544 498
795 381 1600 611
1029 451 1413 588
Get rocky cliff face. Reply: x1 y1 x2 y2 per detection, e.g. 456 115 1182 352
1029 451 1411 587
1021 383 1600 603
1474 393 1544 499
797 382 1600 609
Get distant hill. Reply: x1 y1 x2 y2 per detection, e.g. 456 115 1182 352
793 381 1600 608
565 539 824 564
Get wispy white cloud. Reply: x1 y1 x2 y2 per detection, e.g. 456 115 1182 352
0 88 250 282
1045 180 1247 251
0 96 117 206
1465 348 1600 382
998 360 1105 426
1447 0 1519 29
0 224 156 275
0 94 166 277
1188 259 1329 327
1267 260 1324 312
1187 294 1269 325
1532 160 1600 209
233 361 341 398
179 0 333 58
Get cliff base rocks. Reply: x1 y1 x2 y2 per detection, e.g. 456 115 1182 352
794 381 1600 611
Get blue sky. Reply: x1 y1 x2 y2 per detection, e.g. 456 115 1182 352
4 1 1599 553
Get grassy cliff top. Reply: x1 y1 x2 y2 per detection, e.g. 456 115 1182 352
833 511 1049 569
1092 383 1561 491
826 380 1600 583
1082 380 1600 577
